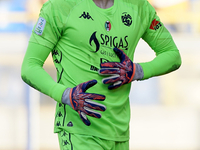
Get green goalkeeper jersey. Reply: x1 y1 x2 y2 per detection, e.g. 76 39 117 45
24 0 181 141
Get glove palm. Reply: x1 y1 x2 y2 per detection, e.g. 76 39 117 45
62 80 106 126
99 47 136 90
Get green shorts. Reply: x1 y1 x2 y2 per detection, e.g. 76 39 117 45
57 130 129 150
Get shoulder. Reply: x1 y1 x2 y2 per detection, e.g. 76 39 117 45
119 0 155 14
117 0 154 14
119 0 149 6
50 0 84 5
40 0 85 15
43 0 84 9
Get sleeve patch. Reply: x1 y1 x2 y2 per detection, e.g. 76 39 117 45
34 17 46 36
149 19 162 31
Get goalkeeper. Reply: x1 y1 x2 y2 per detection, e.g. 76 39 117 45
21 0 181 149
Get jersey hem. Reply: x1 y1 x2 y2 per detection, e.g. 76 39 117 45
54 128 130 141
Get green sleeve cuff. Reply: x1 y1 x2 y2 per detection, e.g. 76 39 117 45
139 50 181 80
50 83 67 103
139 63 153 80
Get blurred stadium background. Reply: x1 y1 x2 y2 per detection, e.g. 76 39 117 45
0 0 200 149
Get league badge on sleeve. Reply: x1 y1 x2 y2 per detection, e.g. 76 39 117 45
34 17 46 36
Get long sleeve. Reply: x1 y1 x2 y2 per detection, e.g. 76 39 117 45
21 0 69 102
139 1 181 79
21 42 66 103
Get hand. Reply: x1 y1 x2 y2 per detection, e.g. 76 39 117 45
99 47 136 90
64 80 106 126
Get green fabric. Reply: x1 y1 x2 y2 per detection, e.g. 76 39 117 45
58 130 129 150
21 0 181 142
21 43 66 103
140 4 182 79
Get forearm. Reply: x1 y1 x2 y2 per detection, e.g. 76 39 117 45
139 49 181 80
21 42 66 103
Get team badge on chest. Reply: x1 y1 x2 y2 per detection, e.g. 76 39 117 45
121 12 132 27
105 21 111 31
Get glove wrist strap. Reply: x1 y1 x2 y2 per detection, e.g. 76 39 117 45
61 88 72 108
132 63 144 81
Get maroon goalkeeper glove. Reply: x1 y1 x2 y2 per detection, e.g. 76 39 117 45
99 47 143 90
62 80 106 126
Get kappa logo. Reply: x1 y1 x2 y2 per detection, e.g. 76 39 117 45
57 111 63 117
79 11 94 20
56 121 61 127
61 131 68 137
52 49 62 64
62 140 70 146
52 49 64 83
150 19 162 30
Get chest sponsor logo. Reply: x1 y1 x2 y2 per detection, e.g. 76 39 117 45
121 12 132 27
79 11 94 20
34 17 46 36
150 19 162 30
89 31 128 53
89 32 100 53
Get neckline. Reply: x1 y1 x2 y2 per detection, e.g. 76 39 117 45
89 0 117 15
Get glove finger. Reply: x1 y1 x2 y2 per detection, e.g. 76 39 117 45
81 79 97 92
78 110 91 126
82 93 106 101
100 62 121 68
108 81 123 90
84 107 102 118
85 99 106 111
102 75 120 84
113 47 126 62
98 68 120 75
